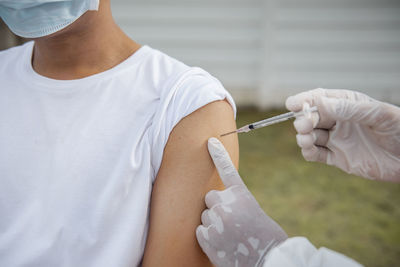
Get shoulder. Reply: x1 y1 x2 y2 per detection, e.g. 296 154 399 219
145 47 236 117
139 46 191 92
145 46 236 176
141 47 227 101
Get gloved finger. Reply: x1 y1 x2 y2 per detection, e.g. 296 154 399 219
286 88 358 112
196 224 219 249
196 225 212 250
286 88 326 112
201 209 212 227
196 225 219 266
205 185 247 208
319 96 384 126
320 88 371 101
207 206 224 234
205 190 220 208
296 129 330 149
301 146 330 163
286 88 345 129
293 117 314 134
216 185 247 206
208 137 244 187
296 133 315 149
313 90 374 128
314 129 329 147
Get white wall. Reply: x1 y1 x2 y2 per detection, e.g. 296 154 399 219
259 0 400 107
111 0 400 108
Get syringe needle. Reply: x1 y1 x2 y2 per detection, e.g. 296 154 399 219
220 130 237 137
219 105 318 137
220 125 252 137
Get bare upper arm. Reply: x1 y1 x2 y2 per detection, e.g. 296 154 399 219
142 100 239 267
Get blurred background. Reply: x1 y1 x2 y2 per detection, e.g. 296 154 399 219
1 0 399 266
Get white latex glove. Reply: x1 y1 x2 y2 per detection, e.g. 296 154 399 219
196 138 288 267
286 88 400 182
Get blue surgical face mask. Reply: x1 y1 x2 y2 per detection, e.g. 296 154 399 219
0 0 99 38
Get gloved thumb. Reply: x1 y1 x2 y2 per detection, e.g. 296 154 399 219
318 96 383 126
208 137 244 187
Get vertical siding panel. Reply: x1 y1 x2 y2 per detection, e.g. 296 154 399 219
111 0 262 105
259 0 400 107
112 0 400 107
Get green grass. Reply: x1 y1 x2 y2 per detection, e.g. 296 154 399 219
236 109 400 267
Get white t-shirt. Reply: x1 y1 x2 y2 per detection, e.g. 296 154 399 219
0 41 235 267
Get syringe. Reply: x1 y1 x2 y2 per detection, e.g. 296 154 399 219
221 103 319 137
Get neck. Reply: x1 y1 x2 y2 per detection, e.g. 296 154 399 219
32 3 140 80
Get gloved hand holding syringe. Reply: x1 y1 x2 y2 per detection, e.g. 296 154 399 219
221 88 400 181
221 103 319 136
198 89 400 267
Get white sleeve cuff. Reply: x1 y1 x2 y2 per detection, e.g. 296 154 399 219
262 237 364 267
149 67 236 181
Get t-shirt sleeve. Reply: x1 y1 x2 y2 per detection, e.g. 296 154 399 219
149 67 236 181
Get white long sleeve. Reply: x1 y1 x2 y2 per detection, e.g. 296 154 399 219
262 237 363 267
